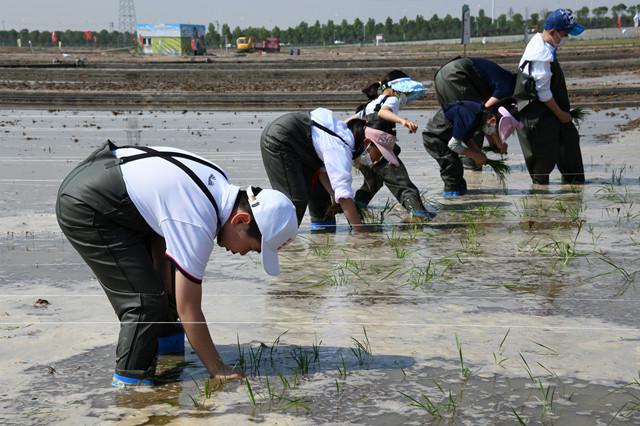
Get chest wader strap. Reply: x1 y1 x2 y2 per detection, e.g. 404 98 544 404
373 95 390 113
311 120 364 160
107 140 224 233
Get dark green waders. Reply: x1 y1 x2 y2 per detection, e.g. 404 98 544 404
353 144 427 212
259 112 334 227
434 57 489 169
56 142 180 380
514 59 585 185
422 109 468 194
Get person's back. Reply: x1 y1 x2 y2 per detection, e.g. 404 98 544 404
57 141 297 387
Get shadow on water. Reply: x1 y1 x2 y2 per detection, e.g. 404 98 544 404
13 342 640 425
14 341 415 422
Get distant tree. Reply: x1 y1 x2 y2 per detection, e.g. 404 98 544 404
611 3 628 17
221 23 232 45
576 6 590 21
271 25 281 39
365 18 376 42
353 17 364 43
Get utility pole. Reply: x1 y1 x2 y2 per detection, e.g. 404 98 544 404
491 0 495 23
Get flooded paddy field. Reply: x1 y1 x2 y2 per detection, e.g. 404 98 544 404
0 108 639 424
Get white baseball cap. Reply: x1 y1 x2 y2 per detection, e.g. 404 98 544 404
247 186 298 276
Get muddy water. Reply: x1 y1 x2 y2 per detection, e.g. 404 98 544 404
1 108 639 424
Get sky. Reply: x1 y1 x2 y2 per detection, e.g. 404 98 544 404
0 0 631 31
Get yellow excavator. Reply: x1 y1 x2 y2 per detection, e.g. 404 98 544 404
236 36 256 52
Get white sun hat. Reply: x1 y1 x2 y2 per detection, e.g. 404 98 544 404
247 186 298 276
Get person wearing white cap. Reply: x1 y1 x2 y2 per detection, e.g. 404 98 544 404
513 8 585 185
260 107 401 231
56 141 297 387
422 98 523 196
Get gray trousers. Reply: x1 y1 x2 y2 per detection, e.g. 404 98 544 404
56 142 179 379
516 112 585 184
354 155 426 212
260 113 333 225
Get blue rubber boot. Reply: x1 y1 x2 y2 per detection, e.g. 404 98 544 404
310 219 336 233
410 209 437 220
112 373 154 387
157 331 185 355
442 191 462 197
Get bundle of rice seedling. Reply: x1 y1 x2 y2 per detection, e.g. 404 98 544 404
570 107 589 128
485 158 511 192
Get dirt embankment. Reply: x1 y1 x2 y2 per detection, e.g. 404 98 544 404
1 43 639 110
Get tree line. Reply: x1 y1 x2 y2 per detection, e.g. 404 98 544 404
1 4 638 48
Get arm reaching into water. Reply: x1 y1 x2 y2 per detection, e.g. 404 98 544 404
175 271 244 381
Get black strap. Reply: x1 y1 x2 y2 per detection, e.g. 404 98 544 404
373 95 390 113
519 60 532 74
311 120 350 148
108 140 224 233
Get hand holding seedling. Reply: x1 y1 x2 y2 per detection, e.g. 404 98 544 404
470 150 487 167
400 118 418 133
210 365 244 383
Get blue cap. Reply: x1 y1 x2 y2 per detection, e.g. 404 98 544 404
544 8 584 36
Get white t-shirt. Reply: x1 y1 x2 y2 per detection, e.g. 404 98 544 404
115 146 239 283
519 32 556 102
360 94 400 117
309 108 355 203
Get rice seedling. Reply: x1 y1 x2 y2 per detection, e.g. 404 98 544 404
187 376 222 409
570 106 589 128
337 354 348 379
329 264 350 287
536 220 584 266
310 235 334 257
393 246 408 258
596 184 632 204
264 375 276 403
245 378 257 407
359 198 396 224
493 328 510 368
554 200 583 224
460 218 481 254
485 158 511 192
344 257 365 279
249 344 265 376
400 367 408 380
270 330 288 361
292 368 301 387
281 396 311 413
511 407 528 425
589 254 638 296
519 353 556 416
530 340 559 357
455 335 471 381
290 347 312 375
407 261 437 290
312 336 322 364
475 204 509 219
278 372 291 390
235 334 246 375
608 373 640 424
335 379 343 395
399 391 443 420
350 326 372 366
610 166 626 185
